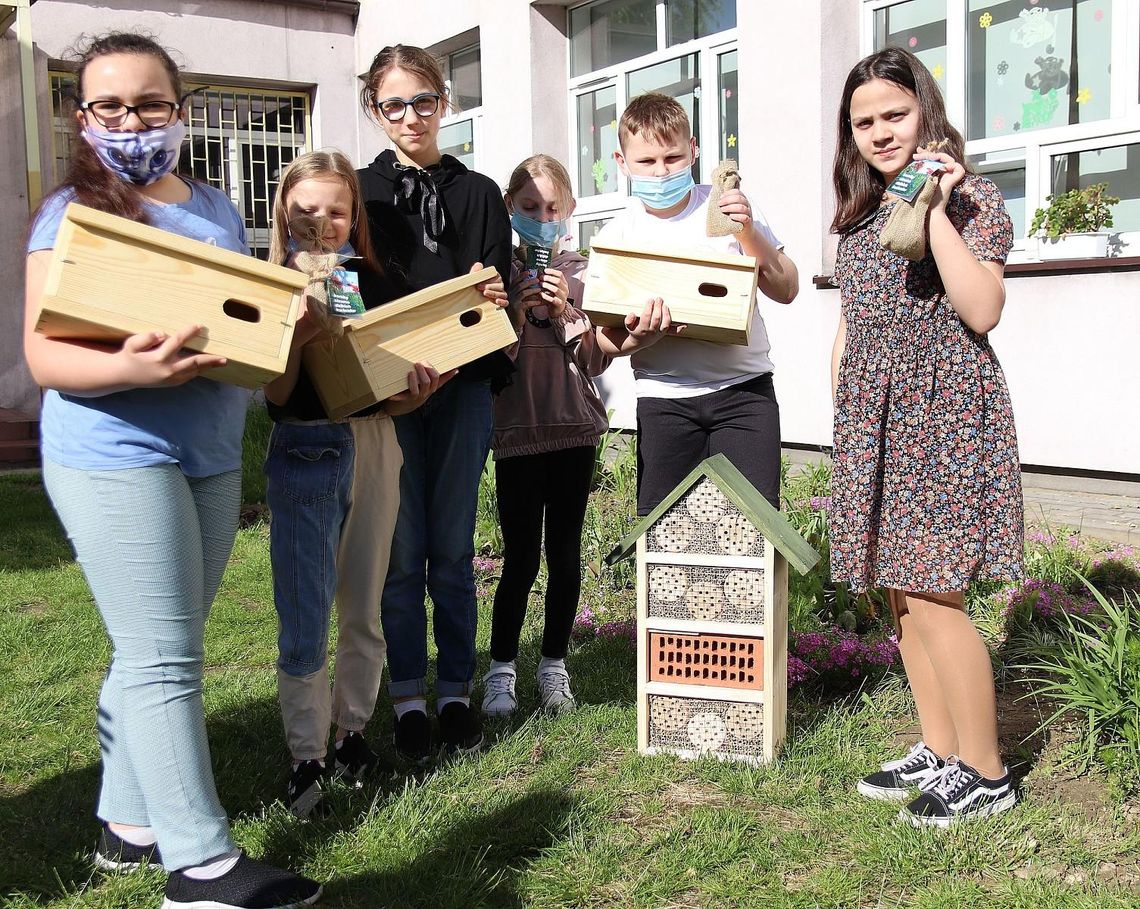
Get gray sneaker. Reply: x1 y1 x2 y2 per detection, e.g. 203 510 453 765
537 663 577 714
482 664 518 717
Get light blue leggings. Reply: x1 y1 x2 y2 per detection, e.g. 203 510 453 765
43 459 239 871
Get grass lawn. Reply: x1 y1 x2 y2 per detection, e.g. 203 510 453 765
1 468 1138 908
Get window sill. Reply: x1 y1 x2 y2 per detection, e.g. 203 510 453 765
813 255 1140 289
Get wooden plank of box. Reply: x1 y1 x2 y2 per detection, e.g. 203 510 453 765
582 239 758 345
35 202 306 388
304 267 515 420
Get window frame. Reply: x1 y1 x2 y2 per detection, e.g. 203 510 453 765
862 0 1140 259
440 42 484 172
566 0 737 246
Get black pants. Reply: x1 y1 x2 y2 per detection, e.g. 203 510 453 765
636 373 781 516
490 445 596 662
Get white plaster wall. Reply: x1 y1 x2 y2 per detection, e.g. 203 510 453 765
30 0 361 154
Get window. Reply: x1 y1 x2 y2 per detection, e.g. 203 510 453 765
866 0 1140 256
48 73 311 258
443 44 481 112
438 40 483 170
567 0 738 245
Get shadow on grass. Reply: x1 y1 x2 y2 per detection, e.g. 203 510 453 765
323 788 576 909
0 694 300 898
0 473 72 572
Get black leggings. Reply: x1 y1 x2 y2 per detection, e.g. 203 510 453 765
490 445 596 662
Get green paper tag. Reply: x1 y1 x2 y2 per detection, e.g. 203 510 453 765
326 268 365 318
525 245 552 277
886 164 929 202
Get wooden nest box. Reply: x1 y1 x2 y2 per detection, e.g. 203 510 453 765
582 240 759 345
608 454 819 764
34 203 307 388
304 267 517 420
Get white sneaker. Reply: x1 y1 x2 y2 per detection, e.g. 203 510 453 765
482 664 518 716
537 662 577 714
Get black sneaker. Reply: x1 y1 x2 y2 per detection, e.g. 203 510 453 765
899 755 1017 827
438 701 483 758
286 759 327 819
333 730 377 785
161 852 321 909
857 741 945 801
393 709 433 766
93 823 163 872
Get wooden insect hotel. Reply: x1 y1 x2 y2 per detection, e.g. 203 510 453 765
581 239 758 345
304 267 516 420
607 454 819 764
35 203 307 388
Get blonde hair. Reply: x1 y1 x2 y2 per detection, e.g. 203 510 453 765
618 92 692 150
268 150 381 274
361 44 451 119
504 154 575 212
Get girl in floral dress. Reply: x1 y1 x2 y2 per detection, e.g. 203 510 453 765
829 47 1023 827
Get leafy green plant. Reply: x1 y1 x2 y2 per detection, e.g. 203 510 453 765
1018 581 1140 786
474 454 503 557
1029 182 1119 237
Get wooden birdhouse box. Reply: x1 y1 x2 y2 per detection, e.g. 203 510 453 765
607 454 819 764
35 203 307 388
581 240 758 345
303 267 517 420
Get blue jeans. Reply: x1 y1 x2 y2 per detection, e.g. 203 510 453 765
382 378 493 697
265 416 401 760
265 420 355 678
42 459 239 871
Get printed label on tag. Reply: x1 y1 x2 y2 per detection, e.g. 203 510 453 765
885 164 930 203
326 268 365 318
525 245 552 277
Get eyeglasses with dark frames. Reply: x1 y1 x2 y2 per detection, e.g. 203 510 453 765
375 92 441 123
80 99 182 129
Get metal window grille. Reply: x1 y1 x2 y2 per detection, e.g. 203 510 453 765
48 73 311 259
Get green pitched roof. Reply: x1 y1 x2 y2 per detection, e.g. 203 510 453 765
606 453 820 576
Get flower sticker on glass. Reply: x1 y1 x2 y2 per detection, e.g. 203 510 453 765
979 11 993 29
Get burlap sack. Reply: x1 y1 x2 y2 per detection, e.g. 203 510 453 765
706 159 743 237
288 214 344 337
880 175 937 261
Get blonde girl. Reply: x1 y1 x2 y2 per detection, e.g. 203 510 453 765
263 150 447 816
482 155 611 716
829 47 1022 826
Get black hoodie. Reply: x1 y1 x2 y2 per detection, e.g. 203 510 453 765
357 149 514 389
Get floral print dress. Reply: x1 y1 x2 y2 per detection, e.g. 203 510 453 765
830 174 1023 593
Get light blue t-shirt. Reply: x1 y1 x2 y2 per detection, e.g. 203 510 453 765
28 180 251 476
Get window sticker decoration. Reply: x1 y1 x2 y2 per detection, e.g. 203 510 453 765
1009 7 1056 48
979 12 993 29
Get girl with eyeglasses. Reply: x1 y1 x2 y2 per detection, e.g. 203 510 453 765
357 44 511 764
23 32 321 908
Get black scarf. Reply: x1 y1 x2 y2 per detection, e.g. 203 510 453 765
394 164 446 254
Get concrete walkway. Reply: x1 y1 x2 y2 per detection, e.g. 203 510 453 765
785 448 1140 547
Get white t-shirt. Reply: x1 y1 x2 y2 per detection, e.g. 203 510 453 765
594 183 782 399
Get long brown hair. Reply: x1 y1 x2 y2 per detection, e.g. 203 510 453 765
831 47 968 234
267 150 382 275
360 44 450 121
46 33 184 224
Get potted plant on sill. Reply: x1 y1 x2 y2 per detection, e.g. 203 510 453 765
1030 182 1119 260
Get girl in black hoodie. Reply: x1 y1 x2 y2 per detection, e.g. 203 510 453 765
358 44 511 762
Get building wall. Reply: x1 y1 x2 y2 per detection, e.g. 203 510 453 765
2 0 362 418
4 0 1136 474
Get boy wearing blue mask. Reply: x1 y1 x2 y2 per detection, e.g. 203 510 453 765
596 92 799 515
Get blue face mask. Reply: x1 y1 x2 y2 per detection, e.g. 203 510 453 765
629 167 695 211
510 210 567 248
